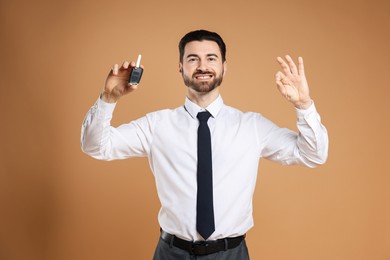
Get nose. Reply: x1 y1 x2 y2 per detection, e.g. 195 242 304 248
197 59 208 71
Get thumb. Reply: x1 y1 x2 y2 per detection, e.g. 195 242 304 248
275 71 285 82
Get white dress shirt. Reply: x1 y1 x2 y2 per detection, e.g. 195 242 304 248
81 95 328 241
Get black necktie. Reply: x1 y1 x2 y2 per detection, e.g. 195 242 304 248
196 111 215 240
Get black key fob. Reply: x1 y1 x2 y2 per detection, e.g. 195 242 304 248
129 54 143 85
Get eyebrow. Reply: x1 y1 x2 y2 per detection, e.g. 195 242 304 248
186 53 219 59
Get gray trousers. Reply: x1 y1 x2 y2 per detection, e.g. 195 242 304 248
153 237 250 260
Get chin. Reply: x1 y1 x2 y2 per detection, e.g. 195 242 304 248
187 80 222 94
192 83 217 93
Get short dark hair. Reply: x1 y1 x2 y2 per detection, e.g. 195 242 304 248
179 30 226 62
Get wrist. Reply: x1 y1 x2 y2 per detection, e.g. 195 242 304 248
294 99 312 110
100 91 119 103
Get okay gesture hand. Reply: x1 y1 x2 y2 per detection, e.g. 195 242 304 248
275 55 312 109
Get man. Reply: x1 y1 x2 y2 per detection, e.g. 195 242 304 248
81 30 328 259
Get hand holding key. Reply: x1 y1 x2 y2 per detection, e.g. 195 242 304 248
101 55 144 103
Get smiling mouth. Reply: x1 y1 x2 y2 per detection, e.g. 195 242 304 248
194 74 213 80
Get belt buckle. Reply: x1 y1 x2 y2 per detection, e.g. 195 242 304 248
191 241 209 255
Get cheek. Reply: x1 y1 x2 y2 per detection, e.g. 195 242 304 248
182 65 194 75
213 66 224 75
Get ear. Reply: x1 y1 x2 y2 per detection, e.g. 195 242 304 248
179 62 183 73
223 61 227 76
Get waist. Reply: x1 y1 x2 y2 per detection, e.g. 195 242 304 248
158 211 254 241
160 229 246 256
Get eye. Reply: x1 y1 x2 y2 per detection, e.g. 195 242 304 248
208 57 217 62
187 57 198 62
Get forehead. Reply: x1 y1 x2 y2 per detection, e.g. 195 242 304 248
184 40 221 57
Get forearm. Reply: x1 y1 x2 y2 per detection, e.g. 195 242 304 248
81 96 151 160
295 101 329 167
80 97 117 160
260 101 328 167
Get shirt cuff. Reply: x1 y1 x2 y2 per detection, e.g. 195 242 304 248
97 95 117 115
295 101 317 121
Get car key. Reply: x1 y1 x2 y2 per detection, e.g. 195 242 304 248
129 54 143 85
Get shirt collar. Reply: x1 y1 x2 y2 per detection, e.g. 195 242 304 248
184 95 224 119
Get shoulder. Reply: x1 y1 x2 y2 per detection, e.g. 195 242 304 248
221 104 264 120
144 105 187 121
220 104 279 131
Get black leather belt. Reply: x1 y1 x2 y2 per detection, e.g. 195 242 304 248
160 229 245 256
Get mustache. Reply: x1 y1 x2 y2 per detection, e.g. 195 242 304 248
193 70 215 77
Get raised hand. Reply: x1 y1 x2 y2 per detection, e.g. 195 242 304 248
275 55 312 109
101 60 142 103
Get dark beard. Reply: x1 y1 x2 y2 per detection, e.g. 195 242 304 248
183 71 224 93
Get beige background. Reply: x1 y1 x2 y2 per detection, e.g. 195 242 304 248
1 0 390 259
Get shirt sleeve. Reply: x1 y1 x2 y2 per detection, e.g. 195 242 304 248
258 102 329 168
80 97 153 160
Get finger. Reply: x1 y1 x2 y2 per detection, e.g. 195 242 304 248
275 72 287 96
276 71 291 86
122 61 130 69
276 82 293 101
127 83 139 89
276 82 285 95
276 80 288 97
298 56 305 75
285 55 298 75
130 61 144 69
277 56 292 76
112 64 119 75
275 71 285 82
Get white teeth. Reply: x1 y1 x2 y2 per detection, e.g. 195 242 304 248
196 75 212 79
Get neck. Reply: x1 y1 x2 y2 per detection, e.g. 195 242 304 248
187 87 220 108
